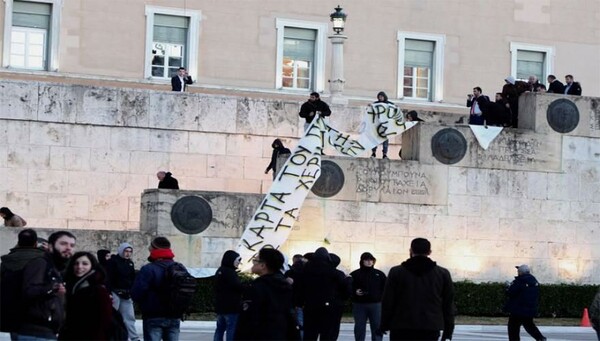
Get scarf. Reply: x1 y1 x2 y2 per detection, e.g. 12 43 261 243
148 248 175 262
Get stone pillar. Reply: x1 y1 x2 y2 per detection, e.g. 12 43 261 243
328 34 348 105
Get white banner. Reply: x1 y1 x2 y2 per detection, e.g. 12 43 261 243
236 102 416 269
469 125 503 150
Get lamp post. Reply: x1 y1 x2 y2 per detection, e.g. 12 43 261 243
328 5 347 104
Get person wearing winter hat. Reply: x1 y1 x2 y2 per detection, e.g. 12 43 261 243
371 91 394 159
106 242 139 341
132 237 180 339
350 252 387 341
502 76 520 127
213 250 242 341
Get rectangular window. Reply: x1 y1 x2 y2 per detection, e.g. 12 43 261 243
403 39 434 100
509 43 554 84
397 32 445 102
10 0 51 70
282 27 316 90
516 50 545 81
151 14 189 79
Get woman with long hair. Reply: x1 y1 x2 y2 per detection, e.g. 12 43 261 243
59 251 113 340
0 207 27 227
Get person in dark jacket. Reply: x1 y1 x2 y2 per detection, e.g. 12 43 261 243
96 248 111 270
546 75 564 94
107 242 139 341
157 171 179 189
131 236 181 340
0 229 45 336
214 250 242 341
466 86 490 126
381 238 455 341
299 92 331 132
484 93 512 127
502 76 520 128
234 248 297 341
564 74 582 95
264 139 291 180
350 252 387 341
371 91 393 159
59 252 113 340
285 254 307 337
299 247 350 341
171 67 193 92
590 287 600 340
504 265 547 341
329 253 352 340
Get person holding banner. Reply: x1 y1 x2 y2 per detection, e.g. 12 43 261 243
371 92 393 159
299 92 331 132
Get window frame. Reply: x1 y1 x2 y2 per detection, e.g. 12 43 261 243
2 0 62 71
10 26 47 70
509 42 554 82
275 18 327 93
144 6 201 81
397 31 445 102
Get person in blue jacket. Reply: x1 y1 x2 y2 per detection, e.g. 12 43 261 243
504 264 547 341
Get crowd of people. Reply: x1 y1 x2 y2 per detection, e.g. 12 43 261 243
466 74 583 128
1 228 600 340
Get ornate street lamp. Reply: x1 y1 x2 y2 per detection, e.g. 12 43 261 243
330 5 347 35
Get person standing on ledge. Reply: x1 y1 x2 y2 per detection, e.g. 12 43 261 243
157 171 179 189
0 207 27 227
265 139 291 180
171 67 193 92
299 92 331 132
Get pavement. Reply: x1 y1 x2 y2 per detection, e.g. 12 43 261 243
2 322 597 340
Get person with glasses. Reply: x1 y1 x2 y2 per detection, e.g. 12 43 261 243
235 248 298 340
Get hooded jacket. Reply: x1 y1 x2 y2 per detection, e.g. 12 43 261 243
350 258 387 304
381 255 455 340
504 273 541 317
375 91 392 104
234 272 294 340
106 242 136 294
158 172 179 189
299 247 349 308
214 250 243 314
265 139 291 174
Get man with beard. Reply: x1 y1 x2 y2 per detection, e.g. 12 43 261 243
299 92 331 132
15 231 76 339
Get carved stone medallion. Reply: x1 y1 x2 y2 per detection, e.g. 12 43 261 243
170 196 213 234
431 128 467 165
547 98 579 133
311 160 345 198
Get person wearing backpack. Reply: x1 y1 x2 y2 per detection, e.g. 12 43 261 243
132 236 195 341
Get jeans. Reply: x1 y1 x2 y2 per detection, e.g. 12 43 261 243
295 307 304 339
143 317 180 341
371 140 389 156
213 313 239 341
353 302 382 341
112 292 140 340
507 316 545 341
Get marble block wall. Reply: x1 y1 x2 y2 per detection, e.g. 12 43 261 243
1 80 599 283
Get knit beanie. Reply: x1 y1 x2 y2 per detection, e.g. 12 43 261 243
151 236 171 249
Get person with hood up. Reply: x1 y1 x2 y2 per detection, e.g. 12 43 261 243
264 139 291 180
504 265 547 341
214 250 243 341
59 252 113 340
299 247 350 341
350 252 387 341
234 248 297 340
381 238 455 341
371 92 393 159
157 171 179 189
107 242 140 341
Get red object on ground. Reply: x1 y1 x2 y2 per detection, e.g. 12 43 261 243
580 308 591 327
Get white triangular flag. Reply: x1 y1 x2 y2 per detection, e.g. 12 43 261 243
469 125 503 150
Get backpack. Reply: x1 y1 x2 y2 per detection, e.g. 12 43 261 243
157 262 198 319
108 307 128 341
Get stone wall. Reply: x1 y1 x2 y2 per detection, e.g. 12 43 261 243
1 80 599 284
